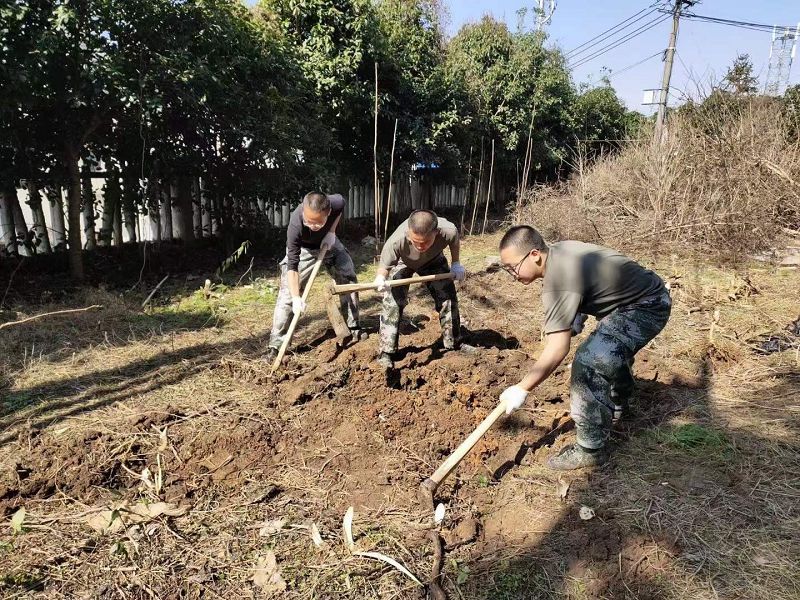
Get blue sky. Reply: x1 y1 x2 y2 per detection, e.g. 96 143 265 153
246 1 799 113
445 0 799 112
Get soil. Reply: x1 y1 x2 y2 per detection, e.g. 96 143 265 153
2 246 794 599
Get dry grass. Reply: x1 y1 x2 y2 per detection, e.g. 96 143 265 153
516 96 800 256
0 232 799 599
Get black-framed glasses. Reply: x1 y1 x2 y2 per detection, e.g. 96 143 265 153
501 251 532 278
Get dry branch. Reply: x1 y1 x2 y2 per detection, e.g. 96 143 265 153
0 304 103 330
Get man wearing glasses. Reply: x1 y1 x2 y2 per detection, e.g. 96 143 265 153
265 192 363 363
498 225 671 470
372 209 473 369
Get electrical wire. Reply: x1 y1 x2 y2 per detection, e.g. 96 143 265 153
566 2 667 59
570 14 672 69
668 10 797 34
606 51 664 80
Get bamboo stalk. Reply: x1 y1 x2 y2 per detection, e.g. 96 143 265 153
469 138 485 236
384 118 398 242
460 145 473 234
373 62 380 257
481 139 495 235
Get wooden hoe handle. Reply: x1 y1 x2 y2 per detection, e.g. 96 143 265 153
270 246 329 374
428 401 508 487
331 272 454 295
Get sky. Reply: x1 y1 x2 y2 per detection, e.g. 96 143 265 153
443 0 799 113
244 1 799 113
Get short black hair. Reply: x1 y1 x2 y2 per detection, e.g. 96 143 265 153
408 209 438 235
499 225 548 253
303 191 330 212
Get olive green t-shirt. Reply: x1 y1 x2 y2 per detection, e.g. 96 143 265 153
379 217 458 271
541 241 665 334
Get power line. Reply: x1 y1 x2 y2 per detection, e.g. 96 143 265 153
669 10 797 34
607 51 664 80
567 2 666 59
570 14 672 69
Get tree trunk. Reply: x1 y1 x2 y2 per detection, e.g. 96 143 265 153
11 191 31 256
200 179 212 237
192 178 202 239
98 168 120 247
160 180 173 240
46 186 67 250
171 176 195 242
147 178 162 243
25 180 52 253
81 163 97 250
121 171 137 243
0 186 18 256
113 191 123 245
65 147 85 280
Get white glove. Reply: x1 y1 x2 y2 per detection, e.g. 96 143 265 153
571 313 588 336
291 296 306 316
500 385 528 415
450 262 466 282
373 275 391 293
321 231 336 250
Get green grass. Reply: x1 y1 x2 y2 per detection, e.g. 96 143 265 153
648 423 732 458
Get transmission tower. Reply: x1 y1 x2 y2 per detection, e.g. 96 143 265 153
535 0 556 32
765 24 800 96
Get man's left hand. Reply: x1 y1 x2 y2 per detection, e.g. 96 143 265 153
451 262 466 282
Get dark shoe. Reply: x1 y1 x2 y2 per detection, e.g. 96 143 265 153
264 347 278 363
546 444 609 471
377 352 394 369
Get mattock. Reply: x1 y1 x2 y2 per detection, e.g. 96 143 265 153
323 272 455 345
418 400 510 516
270 246 329 375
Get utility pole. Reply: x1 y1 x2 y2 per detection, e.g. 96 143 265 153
655 0 694 142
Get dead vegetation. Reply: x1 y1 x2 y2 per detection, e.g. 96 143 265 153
0 231 798 599
516 96 800 256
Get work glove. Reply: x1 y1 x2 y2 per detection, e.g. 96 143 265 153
321 231 336 250
291 296 306 316
373 274 391 293
500 385 528 415
450 262 466 282
571 313 588 336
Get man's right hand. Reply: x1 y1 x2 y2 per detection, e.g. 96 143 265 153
373 275 391 293
291 296 306 316
500 385 528 415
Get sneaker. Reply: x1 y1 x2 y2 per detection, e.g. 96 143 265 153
377 352 394 369
457 343 478 355
264 347 278 363
545 444 609 471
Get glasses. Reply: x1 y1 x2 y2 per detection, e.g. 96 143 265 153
501 251 532 278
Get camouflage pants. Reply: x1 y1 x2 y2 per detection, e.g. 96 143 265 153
378 253 460 354
268 240 359 350
570 289 672 450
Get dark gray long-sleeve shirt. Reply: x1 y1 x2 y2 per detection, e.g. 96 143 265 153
285 194 345 272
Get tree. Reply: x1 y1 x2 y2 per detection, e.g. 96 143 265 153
723 54 758 96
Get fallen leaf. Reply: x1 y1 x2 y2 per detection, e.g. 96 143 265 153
342 507 355 552
434 503 446 526
311 523 324 548
85 501 188 534
253 551 286 592
557 476 570 501
10 507 25 534
354 551 423 586
579 506 595 521
258 518 286 537
157 427 168 452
